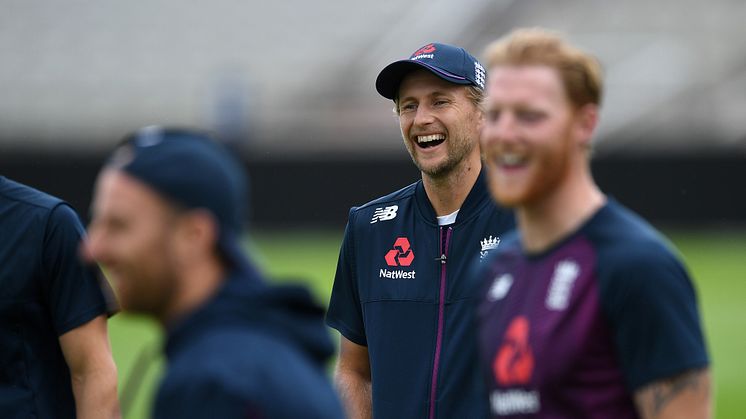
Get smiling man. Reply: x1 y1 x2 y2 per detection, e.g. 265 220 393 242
326 43 514 419
475 28 711 418
85 127 344 419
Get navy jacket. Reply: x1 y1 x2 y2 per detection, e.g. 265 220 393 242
0 177 113 419
327 170 514 419
155 267 344 419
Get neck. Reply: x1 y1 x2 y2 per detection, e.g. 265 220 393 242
422 154 481 216
160 256 226 326
516 161 605 253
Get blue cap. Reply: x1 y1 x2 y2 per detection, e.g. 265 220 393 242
107 126 251 272
375 42 486 100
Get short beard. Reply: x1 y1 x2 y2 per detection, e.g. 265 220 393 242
407 137 475 180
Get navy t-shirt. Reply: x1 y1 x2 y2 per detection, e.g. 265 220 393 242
0 177 114 419
475 200 709 418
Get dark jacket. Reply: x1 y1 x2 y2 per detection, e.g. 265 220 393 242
327 169 515 419
155 267 344 419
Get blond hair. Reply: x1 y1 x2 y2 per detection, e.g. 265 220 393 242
483 28 603 108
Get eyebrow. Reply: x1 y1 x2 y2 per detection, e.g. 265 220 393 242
399 90 454 103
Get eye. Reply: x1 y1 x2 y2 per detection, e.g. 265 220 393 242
485 110 500 123
516 110 544 123
433 98 450 107
399 102 417 113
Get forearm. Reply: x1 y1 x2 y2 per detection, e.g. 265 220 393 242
335 369 372 419
634 368 712 419
70 357 121 419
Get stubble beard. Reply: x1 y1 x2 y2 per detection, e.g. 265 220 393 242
406 134 476 180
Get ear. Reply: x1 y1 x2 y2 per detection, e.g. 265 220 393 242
173 210 219 261
573 104 599 147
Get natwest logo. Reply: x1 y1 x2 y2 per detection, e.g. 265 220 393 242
494 316 534 386
384 237 415 267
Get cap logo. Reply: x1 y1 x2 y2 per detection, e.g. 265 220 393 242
410 43 436 60
135 125 164 148
474 61 486 89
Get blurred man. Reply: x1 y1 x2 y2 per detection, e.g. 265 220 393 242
85 127 344 419
326 43 514 419
476 28 711 418
0 177 119 419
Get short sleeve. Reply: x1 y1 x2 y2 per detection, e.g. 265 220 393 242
42 204 114 335
600 243 709 390
325 209 367 346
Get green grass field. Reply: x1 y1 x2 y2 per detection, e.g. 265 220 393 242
109 229 746 419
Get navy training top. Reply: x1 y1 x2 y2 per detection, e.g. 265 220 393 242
327 169 514 419
0 177 114 419
155 265 344 419
475 199 709 418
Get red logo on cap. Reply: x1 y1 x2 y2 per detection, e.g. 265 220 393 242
385 237 415 267
411 44 436 58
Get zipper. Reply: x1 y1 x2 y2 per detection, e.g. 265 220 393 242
429 225 452 419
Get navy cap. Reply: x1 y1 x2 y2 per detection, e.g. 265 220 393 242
375 42 486 100
107 126 251 272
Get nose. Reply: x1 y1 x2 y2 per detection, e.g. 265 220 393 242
413 105 435 127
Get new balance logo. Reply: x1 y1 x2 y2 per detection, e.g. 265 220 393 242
371 205 398 224
384 237 414 267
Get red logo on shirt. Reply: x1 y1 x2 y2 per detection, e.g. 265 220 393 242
493 316 534 385
411 43 436 57
385 237 415 267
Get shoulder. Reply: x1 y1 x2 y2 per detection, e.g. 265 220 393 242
587 202 695 313
162 328 339 417
588 201 683 278
168 327 316 383
348 181 418 216
0 177 66 212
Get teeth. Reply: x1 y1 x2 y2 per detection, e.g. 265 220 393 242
500 153 525 165
417 134 445 143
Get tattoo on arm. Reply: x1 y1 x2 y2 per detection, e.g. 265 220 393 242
636 368 711 418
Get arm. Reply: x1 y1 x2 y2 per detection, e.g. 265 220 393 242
334 336 372 419
634 368 712 419
59 315 121 419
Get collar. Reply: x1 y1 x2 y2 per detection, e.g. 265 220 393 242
414 167 491 226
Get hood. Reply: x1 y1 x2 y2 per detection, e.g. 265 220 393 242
165 267 335 367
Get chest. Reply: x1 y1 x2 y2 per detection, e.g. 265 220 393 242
353 204 507 304
478 237 613 390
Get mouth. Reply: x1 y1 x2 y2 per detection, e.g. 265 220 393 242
500 152 526 167
415 133 446 149
491 152 528 171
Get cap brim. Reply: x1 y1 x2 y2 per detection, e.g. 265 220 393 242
375 60 472 100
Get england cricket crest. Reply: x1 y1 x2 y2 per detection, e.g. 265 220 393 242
480 235 501 260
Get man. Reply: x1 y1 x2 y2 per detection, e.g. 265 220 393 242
0 176 120 418
476 28 711 418
326 43 514 419
85 127 344 419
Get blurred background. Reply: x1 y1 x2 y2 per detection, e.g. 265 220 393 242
1 0 744 417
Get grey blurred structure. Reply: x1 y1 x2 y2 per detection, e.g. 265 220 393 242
1 0 745 227
1 0 745 156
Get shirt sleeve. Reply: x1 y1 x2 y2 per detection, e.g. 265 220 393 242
41 203 114 335
325 208 367 346
600 241 710 390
